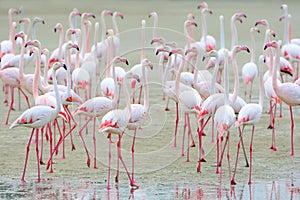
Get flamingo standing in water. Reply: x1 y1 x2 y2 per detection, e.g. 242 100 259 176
9 62 67 183
213 49 235 175
264 40 300 156
98 72 136 190
242 27 259 103
231 55 265 185
125 58 153 188
72 56 128 169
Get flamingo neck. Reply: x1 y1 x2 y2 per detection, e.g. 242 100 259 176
175 52 185 96
85 22 92 53
52 66 62 115
142 62 149 110
283 13 289 45
63 45 71 97
141 20 146 61
184 22 191 50
224 51 229 105
272 44 280 93
58 27 64 61
211 54 220 95
193 54 199 86
112 15 120 38
250 30 256 63
33 48 40 102
80 17 87 58
201 11 207 48
19 38 25 80
101 12 107 42
258 56 264 107
231 16 238 50
231 52 239 104
93 22 99 57
220 15 225 49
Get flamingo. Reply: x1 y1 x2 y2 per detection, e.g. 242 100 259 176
213 49 235 175
98 72 136 190
197 2 216 51
242 27 260 103
9 62 67 183
124 58 153 188
0 8 19 59
231 13 247 50
172 48 202 162
196 45 249 172
264 40 300 156
231 55 265 185
73 56 128 169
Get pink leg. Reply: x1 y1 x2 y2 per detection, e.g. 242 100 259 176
270 103 277 151
22 129 35 182
5 86 14 125
107 134 112 190
289 106 295 156
48 124 54 173
64 105 77 150
19 88 30 108
186 114 191 162
131 128 137 185
197 116 210 173
35 129 41 182
93 117 98 169
248 126 255 185
78 117 92 167
138 85 142 104
231 127 243 185
173 102 179 147
165 97 170 111
211 118 215 143
226 131 231 179
181 114 187 156
40 127 45 165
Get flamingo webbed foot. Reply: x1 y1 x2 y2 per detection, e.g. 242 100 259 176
230 179 236 185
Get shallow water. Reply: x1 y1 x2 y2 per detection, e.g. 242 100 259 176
1 0 300 199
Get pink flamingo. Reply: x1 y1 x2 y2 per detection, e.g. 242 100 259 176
265 40 300 156
197 2 216 51
9 62 66 183
0 8 19 59
230 13 247 50
125 58 153 187
213 49 235 175
242 27 260 103
98 71 136 190
231 55 265 185
173 48 202 162
73 56 128 169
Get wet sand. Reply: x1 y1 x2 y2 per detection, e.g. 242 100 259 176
0 0 300 199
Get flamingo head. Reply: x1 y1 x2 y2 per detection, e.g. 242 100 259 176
264 40 278 50
19 17 30 25
82 12 96 19
148 11 158 18
184 20 198 28
15 31 25 41
25 40 41 49
71 9 81 17
114 11 124 19
151 37 165 45
197 2 208 9
114 56 129 66
9 8 19 15
141 59 153 70
54 23 63 33
102 10 113 16
187 13 195 20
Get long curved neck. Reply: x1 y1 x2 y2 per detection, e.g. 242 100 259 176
85 22 92 53
112 14 120 38
184 23 191 50
258 57 264 107
93 22 99 57
124 78 131 115
283 14 289 45
231 17 238 50
220 15 225 49
272 45 279 93
43 51 49 86
8 10 14 46
19 37 25 80
176 52 185 96
63 45 71 97
80 17 87 58
141 20 146 60
224 52 229 105
201 11 207 48
231 50 239 103
193 54 199 86
58 27 64 61
33 48 40 101
250 30 256 63
52 67 61 115
211 55 220 95
142 63 149 110
111 61 119 108
101 12 107 42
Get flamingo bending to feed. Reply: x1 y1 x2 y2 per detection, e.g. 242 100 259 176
9 62 67 183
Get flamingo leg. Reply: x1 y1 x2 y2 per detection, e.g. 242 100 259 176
164 97 170 111
35 128 41 182
289 106 295 156
173 102 179 147
64 105 77 150
131 128 137 185
78 117 93 167
107 134 112 190
5 86 14 125
93 117 98 169
270 103 277 151
226 131 231 180
18 87 30 108
197 116 210 173
22 128 35 182
248 125 255 185
186 114 191 162
231 126 243 185
39 126 45 165
181 113 187 156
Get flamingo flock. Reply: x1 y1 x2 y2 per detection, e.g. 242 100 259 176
1 2 300 190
